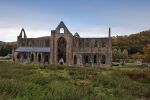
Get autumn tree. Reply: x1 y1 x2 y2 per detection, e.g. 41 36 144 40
143 44 150 63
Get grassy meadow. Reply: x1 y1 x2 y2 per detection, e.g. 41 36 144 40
0 61 150 100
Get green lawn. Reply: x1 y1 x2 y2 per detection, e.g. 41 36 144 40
0 61 150 100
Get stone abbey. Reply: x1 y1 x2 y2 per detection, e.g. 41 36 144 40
13 21 112 67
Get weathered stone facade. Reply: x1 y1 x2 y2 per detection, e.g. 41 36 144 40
13 21 112 67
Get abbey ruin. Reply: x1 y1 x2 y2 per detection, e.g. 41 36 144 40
13 21 112 67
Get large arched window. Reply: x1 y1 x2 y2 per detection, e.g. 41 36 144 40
74 55 77 64
57 37 66 62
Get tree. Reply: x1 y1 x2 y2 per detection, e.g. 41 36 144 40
117 48 122 60
112 48 123 62
131 52 142 60
112 48 118 61
143 44 150 63
122 49 128 65
0 44 14 56
122 49 128 59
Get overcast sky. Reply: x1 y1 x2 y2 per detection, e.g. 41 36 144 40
0 0 150 42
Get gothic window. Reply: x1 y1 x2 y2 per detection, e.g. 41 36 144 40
79 40 82 48
101 55 106 64
75 41 78 48
84 55 88 63
102 41 106 47
38 54 41 62
22 42 25 46
57 37 66 62
17 53 20 59
94 55 97 63
60 28 64 33
94 41 98 47
86 41 90 47
74 55 77 64
45 40 49 47
74 32 80 38
44 54 49 63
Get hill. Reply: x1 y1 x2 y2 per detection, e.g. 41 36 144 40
0 42 17 56
0 41 6 46
112 30 150 55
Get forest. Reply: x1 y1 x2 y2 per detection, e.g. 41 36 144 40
112 30 150 63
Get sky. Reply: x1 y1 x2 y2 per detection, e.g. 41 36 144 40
0 0 150 42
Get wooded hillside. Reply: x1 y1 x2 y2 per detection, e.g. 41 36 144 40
112 30 150 55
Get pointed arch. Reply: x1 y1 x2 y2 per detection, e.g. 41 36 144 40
94 40 98 47
94 55 97 63
102 41 106 47
20 28 27 38
84 55 88 63
57 37 66 63
55 21 70 34
101 55 106 64
60 28 64 33
17 53 20 59
74 32 80 38
74 55 77 64
38 53 41 62
31 53 34 62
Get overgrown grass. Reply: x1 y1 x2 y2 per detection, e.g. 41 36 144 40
0 61 150 100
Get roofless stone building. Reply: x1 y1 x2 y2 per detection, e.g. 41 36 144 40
13 21 112 67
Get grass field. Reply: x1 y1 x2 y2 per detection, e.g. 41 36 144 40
0 61 150 100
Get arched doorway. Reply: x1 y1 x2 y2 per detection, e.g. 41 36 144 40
74 55 77 64
57 37 66 63
17 53 20 59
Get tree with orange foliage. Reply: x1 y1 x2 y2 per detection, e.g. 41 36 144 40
143 44 150 63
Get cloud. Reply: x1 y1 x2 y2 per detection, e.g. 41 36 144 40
70 25 142 38
0 28 50 42
1 24 149 42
